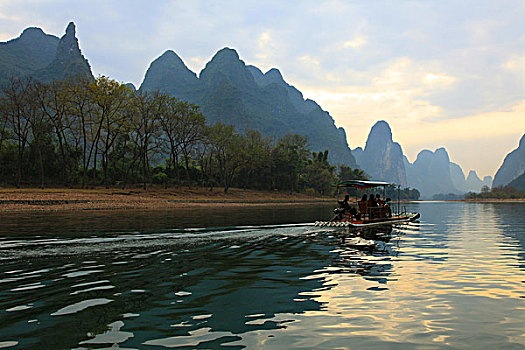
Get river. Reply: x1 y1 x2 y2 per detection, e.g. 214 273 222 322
0 202 524 349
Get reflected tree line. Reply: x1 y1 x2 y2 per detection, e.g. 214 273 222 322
0 76 368 194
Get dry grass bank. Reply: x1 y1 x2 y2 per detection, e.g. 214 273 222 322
0 187 336 212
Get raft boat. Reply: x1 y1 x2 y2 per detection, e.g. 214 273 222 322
315 180 420 228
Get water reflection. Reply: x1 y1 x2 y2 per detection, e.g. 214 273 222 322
0 205 334 237
0 220 407 348
0 203 524 349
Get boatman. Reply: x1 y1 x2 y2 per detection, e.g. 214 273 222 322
332 194 353 221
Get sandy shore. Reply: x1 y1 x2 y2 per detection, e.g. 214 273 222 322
462 198 525 203
0 187 336 212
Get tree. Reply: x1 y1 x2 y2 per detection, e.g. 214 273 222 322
1 77 35 187
0 102 9 153
337 166 367 181
34 79 80 185
207 123 244 192
238 130 273 190
26 82 54 188
89 76 131 188
176 102 205 184
272 134 309 192
128 91 163 189
304 150 337 195
158 99 205 186
68 78 99 188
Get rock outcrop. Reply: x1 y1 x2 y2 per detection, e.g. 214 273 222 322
353 121 406 185
139 50 198 102
405 148 458 198
140 47 356 166
465 170 484 192
492 134 525 188
507 172 525 191
35 22 93 82
482 176 493 188
449 162 467 192
0 27 59 84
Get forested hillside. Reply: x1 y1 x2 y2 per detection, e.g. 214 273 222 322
140 48 356 167
0 77 365 194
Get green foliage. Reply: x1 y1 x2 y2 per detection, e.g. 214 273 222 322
466 185 525 199
303 151 337 195
432 193 464 200
338 166 367 181
386 186 420 201
0 77 368 194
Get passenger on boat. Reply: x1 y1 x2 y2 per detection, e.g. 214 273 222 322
358 194 368 219
368 194 378 219
384 198 392 217
376 193 385 206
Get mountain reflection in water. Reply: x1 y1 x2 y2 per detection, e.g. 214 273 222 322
0 202 524 349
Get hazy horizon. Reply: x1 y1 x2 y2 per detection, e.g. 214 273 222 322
1 0 524 178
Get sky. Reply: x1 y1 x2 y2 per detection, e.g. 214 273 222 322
1 0 524 178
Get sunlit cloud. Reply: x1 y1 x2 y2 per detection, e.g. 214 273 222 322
504 55 525 76
343 36 366 49
423 73 457 87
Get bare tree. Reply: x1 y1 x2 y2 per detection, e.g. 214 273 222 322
1 77 34 187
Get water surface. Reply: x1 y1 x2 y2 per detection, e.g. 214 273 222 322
0 202 524 349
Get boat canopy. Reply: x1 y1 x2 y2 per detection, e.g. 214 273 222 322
332 180 393 188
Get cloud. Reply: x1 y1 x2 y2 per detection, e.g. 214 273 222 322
343 36 366 49
505 54 525 76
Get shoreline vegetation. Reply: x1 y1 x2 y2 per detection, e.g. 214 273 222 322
462 197 525 202
0 76 421 204
0 76 371 197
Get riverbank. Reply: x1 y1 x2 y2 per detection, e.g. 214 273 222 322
462 198 525 203
0 187 336 212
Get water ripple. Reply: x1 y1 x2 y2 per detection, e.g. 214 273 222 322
0 203 524 349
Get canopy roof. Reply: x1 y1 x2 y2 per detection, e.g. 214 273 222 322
332 180 393 188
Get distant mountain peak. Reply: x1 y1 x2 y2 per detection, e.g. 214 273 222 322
493 133 525 188
139 49 198 97
416 149 433 159
65 21 76 36
140 46 356 166
161 49 179 58
357 120 407 185
155 49 189 68
19 27 46 39
212 47 241 61
265 68 284 83
435 147 451 162
467 170 480 180
370 120 392 137
34 21 93 82
364 121 393 152
0 26 59 82
56 21 81 58
199 47 255 89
